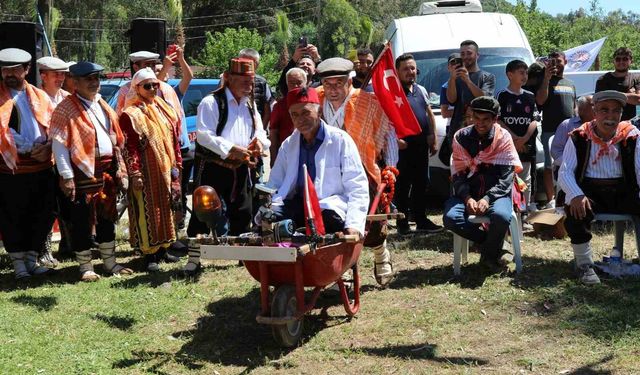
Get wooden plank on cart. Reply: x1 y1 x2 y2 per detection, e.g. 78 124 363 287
200 245 297 262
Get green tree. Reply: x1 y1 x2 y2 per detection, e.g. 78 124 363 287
317 0 360 57
195 27 279 86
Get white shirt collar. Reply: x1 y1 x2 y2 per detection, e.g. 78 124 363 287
76 93 102 106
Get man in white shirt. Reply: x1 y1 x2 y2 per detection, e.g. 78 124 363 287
0 48 56 280
267 87 369 237
315 57 398 286
184 58 270 275
37 56 71 105
558 90 640 285
37 56 74 268
50 62 132 282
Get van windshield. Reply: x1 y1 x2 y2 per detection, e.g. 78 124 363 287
411 47 533 106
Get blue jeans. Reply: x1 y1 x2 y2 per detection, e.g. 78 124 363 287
443 196 512 260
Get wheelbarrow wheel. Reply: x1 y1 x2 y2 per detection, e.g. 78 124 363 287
271 285 303 347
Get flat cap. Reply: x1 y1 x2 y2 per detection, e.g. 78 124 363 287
37 56 71 72
69 61 104 77
593 90 627 107
129 51 160 63
470 96 500 116
317 57 353 79
0 48 32 68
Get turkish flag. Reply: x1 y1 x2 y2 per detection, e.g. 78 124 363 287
371 45 422 138
303 165 325 235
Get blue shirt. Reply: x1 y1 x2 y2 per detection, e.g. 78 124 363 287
405 83 432 136
296 122 325 193
439 82 449 106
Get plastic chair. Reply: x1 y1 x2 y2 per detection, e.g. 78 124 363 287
452 210 523 275
593 213 640 259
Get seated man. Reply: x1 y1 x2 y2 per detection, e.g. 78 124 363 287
266 87 369 238
443 96 522 268
558 90 640 285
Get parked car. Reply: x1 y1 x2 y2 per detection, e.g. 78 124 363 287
99 78 220 150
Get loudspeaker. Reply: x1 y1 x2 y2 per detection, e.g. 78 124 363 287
128 18 167 58
0 21 46 85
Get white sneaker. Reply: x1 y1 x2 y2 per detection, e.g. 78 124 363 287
542 200 556 210
527 203 538 213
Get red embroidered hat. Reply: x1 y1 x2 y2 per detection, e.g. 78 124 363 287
228 57 255 76
286 87 320 107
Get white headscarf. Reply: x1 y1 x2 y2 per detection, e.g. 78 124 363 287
131 67 157 87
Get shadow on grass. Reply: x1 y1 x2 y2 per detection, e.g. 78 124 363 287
564 354 614 375
113 287 350 373
387 231 453 253
110 268 183 289
342 343 489 366
389 262 495 289
9 294 57 311
94 313 136 331
0 265 81 292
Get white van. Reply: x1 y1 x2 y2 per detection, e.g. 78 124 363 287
565 70 640 98
386 0 536 200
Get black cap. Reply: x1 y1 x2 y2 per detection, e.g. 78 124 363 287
69 61 104 77
470 96 500 115
448 53 461 62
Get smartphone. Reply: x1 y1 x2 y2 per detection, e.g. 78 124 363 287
167 44 178 56
298 36 308 48
550 58 558 67
451 57 463 69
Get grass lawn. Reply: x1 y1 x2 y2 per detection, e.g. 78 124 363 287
2 214 640 374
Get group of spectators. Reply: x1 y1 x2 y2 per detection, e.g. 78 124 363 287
440 41 640 283
1 36 639 287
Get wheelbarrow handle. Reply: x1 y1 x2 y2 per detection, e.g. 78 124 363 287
341 234 359 243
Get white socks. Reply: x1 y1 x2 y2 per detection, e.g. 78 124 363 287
572 242 593 268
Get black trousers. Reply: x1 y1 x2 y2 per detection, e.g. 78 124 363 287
0 168 56 253
394 140 429 225
270 196 345 234
58 191 116 252
564 179 640 244
179 148 194 229
187 162 252 236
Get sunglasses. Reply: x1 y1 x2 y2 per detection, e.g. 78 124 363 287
140 82 160 90
615 56 630 62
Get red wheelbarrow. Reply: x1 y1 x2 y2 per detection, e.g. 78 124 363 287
195 232 362 347
192 170 401 347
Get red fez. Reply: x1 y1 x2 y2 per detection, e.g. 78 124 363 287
228 58 255 76
286 87 320 107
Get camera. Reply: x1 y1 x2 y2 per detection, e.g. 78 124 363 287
299 36 308 48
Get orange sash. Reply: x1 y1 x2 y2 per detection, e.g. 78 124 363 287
317 87 389 185
0 83 53 171
50 95 124 179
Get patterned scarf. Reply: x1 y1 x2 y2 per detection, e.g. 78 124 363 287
451 123 523 177
50 94 124 179
123 92 179 189
0 83 53 171
576 120 636 165
317 87 390 185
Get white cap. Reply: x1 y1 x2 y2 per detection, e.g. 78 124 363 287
131 67 158 86
37 56 71 71
0 48 32 68
129 51 160 63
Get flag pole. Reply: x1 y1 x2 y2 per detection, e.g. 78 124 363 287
303 164 318 236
